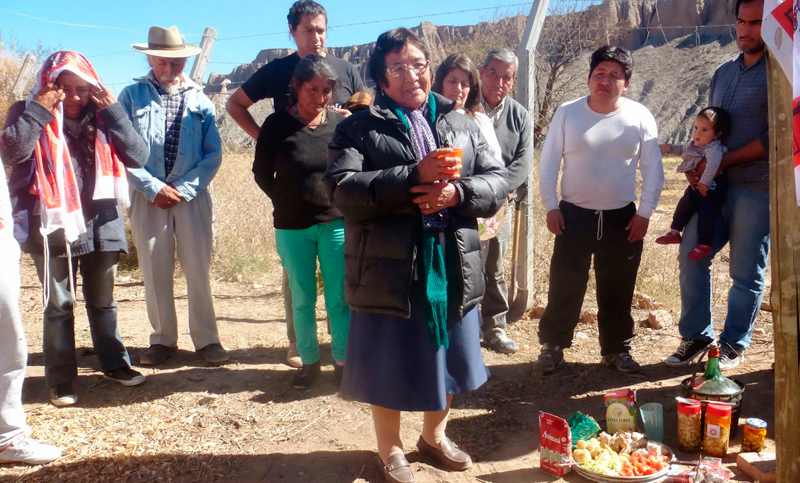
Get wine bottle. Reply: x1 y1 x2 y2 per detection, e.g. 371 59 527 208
693 344 741 395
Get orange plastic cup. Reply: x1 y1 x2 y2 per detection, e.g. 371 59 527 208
439 148 462 176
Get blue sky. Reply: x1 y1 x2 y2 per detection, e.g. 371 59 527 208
0 1 532 95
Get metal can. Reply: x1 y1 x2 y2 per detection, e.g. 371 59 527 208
741 418 767 452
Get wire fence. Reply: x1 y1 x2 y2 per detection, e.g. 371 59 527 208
3 0 740 144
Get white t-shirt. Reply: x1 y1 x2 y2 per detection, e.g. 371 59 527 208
538 96 664 218
0 161 12 235
458 109 503 167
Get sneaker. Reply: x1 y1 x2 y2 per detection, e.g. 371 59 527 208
665 338 712 366
655 231 682 245
719 344 745 370
687 244 713 261
0 435 62 465
196 343 230 364
49 383 77 407
103 367 146 387
139 344 177 366
534 344 564 375
286 341 302 368
292 361 321 390
601 353 641 373
486 334 519 354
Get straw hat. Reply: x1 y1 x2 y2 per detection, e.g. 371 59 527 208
131 26 201 58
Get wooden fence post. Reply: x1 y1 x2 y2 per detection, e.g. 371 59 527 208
508 0 550 321
187 27 219 251
766 55 800 481
12 54 37 101
190 27 217 86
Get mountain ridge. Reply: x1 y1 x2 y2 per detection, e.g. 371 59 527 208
208 0 741 148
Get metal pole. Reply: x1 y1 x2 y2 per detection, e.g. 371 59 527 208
508 0 550 322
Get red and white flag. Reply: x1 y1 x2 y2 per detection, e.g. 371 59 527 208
763 0 798 204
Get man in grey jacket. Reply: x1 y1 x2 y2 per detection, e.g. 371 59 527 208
478 49 533 354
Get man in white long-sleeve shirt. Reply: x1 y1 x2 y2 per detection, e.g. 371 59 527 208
535 46 664 375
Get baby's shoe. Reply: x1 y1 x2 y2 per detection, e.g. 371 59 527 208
655 230 682 245
687 244 712 261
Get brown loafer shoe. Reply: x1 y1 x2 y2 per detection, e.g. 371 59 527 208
139 344 177 366
380 454 414 483
416 436 472 471
196 343 230 364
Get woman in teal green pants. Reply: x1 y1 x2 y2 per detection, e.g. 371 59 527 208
252 55 350 389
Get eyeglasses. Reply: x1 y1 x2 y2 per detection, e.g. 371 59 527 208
386 61 429 78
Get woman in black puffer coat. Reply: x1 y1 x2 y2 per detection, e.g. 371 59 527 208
325 28 507 483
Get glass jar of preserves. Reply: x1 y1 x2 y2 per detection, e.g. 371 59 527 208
741 418 767 452
677 398 702 452
703 402 732 457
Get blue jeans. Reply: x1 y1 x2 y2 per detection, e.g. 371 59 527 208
677 188 770 351
275 220 350 365
32 251 132 387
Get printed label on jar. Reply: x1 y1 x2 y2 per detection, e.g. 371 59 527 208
706 424 721 438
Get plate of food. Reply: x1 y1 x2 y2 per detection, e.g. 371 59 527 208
572 431 674 483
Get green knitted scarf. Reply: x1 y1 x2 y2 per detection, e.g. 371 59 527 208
421 230 449 349
385 92 448 350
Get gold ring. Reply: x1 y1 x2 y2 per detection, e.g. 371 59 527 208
424 203 431 210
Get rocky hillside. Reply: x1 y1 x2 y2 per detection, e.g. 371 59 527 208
208 0 741 148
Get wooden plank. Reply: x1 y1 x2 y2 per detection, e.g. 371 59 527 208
737 452 777 483
766 54 800 482
509 0 551 319
11 54 37 101
189 27 217 86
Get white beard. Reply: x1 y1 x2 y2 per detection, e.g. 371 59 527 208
159 77 182 95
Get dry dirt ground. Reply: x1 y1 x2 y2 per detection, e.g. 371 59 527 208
0 252 775 483
0 152 776 483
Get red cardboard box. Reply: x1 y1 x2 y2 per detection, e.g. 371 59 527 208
665 464 697 483
538 411 572 477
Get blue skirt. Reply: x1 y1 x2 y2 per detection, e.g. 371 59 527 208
340 286 489 412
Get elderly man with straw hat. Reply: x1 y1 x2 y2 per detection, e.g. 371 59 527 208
120 26 228 366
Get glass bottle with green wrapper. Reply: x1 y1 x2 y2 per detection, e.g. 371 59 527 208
692 343 741 395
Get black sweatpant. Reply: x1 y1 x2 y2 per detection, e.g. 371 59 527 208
671 175 727 246
537 201 642 356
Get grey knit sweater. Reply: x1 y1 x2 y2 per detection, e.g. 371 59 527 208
0 100 148 257
490 95 533 198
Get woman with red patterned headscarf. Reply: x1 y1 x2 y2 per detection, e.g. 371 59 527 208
0 51 149 407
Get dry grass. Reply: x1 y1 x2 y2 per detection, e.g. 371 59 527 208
527 154 743 318
637 155 740 313
207 148 739 317
209 149 281 283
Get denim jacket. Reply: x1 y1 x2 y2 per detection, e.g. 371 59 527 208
119 73 222 202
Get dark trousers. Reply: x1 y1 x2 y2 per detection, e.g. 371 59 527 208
32 251 131 387
537 201 642 356
672 175 727 246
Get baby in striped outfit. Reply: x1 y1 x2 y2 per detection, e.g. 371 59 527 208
656 107 731 261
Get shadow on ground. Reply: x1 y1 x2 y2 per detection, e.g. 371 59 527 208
0 451 381 483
